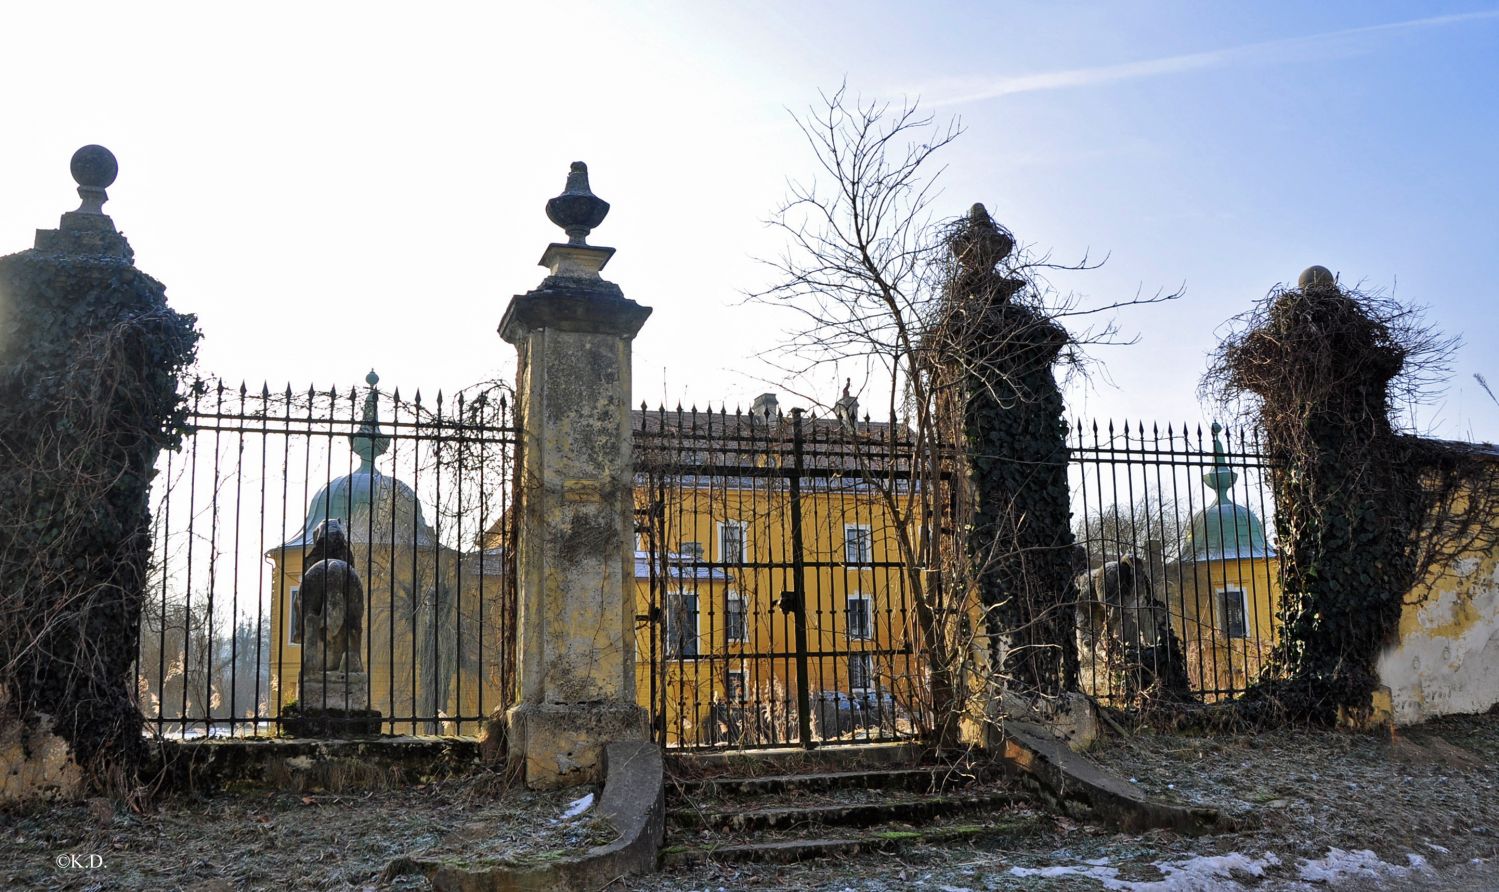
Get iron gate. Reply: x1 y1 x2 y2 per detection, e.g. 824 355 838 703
136 375 519 738
632 404 940 750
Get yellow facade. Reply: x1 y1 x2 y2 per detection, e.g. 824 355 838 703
632 480 928 747
268 539 508 736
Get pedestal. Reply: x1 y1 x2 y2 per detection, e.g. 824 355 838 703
285 671 382 737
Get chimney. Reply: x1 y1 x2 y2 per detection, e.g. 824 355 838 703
750 393 779 422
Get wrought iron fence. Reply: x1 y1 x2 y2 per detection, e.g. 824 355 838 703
136 376 518 738
1069 419 1281 708
632 404 952 750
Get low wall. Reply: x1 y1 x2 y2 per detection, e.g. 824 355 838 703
1379 546 1499 725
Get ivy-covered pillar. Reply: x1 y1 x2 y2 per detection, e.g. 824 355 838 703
0 147 197 801
940 204 1078 703
499 163 651 789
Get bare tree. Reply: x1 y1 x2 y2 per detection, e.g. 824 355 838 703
753 86 1179 742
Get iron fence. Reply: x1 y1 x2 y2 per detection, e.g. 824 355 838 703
136 376 518 738
1069 419 1282 708
632 404 949 750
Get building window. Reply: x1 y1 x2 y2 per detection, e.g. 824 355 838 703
846 594 874 641
848 653 874 693
1219 589 1248 639
680 541 704 561
718 521 746 564
725 592 748 643
289 586 302 645
665 591 700 658
724 670 747 703
845 524 872 565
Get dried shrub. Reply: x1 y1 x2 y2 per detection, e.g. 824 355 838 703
0 246 198 798
1204 269 1499 722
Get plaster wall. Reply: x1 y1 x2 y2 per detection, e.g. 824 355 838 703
1378 546 1499 725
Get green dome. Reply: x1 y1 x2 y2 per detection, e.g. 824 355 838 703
281 467 434 549
1181 423 1273 561
275 370 435 550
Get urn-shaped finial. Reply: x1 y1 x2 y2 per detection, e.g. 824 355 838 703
545 161 610 246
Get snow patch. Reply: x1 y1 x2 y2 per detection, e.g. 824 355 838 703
560 792 594 820
1009 852 1278 890
1296 848 1417 884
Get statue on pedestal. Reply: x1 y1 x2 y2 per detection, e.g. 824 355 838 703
290 518 380 735
300 518 364 674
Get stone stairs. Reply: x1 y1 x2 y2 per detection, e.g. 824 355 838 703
661 750 1034 864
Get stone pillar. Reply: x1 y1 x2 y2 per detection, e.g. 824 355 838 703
500 163 651 789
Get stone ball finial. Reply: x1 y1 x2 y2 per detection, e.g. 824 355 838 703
545 161 610 246
1298 265 1337 290
68 145 118 217
365 369 379 387
71 145 118 190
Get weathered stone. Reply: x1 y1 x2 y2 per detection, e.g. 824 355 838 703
0 712 82 803
506 701 645 790
499 163 652 790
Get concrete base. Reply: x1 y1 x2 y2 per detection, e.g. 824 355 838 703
299 671 369 712
506 700 646 790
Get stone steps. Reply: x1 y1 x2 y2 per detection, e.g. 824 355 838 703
670 790 1022 832
661 816 1027 865
662 757 1033 865
674 765 964 798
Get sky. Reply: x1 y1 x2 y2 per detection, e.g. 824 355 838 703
2 1 1497 442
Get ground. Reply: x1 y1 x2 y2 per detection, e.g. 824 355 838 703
0 772 611 891
3 712 1497 890
635 711 1499 891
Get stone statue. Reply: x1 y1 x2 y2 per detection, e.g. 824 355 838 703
1076 556 1193 702
299 519 364 674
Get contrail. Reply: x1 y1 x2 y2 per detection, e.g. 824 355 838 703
917 9 1499 107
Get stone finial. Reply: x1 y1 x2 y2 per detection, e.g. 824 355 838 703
70 145 118 216
834 379 860 433
350 369 390 471
1298 265 1337 291
949 203 1016 272
545 162 610 246
34 145 131 258
1203 421 1238 503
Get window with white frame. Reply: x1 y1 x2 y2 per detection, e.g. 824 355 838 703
725 592 748 643
844 524 873 565
724 669 747 703
718 521 746 564
1219 588 1249 639
289 586 302 645
665 591 700 657
848 653 874 692
680 541 704 561
846 594 874 641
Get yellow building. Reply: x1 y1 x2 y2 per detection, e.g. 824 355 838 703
631 395 929 748
1164 425 1282 700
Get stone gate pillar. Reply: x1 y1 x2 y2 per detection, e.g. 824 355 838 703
499 163 651 789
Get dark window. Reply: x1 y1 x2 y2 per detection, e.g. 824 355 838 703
726 594 748 642
845 525 872 565
725 671 746 703
719 522 745 564
1221 589 1248 638
849 653 873 691
289 586 302 645
665 592 700 657
846 595 873 640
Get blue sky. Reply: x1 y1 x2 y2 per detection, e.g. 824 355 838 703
2 1 1496 440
